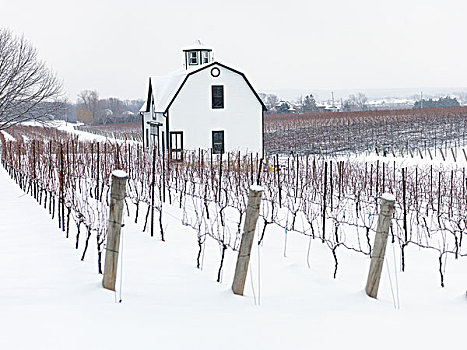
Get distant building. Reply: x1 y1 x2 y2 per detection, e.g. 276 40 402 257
274 100 297 113
367 99 415 110
317 102 341 112
140 41 266 159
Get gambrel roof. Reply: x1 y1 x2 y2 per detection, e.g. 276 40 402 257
140 62 266 114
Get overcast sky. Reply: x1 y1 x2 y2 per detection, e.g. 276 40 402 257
2 0 466 101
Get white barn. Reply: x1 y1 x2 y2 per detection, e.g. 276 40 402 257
140 41 266 160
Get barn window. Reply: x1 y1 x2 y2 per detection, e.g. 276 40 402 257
212 131 224 154
202 51 210 63
211 67 220 77
170 131 183 161
189 51 198 65
212 85 224 109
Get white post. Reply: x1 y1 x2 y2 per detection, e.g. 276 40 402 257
232 185 263 296
365 193 396 299
103 170 128 291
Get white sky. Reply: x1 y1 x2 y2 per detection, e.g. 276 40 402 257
1 0 466 101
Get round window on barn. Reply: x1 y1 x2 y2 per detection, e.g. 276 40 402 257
211 67 220 77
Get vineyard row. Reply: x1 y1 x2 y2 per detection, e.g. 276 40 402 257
1 126 466 286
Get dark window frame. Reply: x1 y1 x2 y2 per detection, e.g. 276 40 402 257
211 85 224 109
212 130 225 154
202 51 210 64
189 51 198 65
169 131 184 161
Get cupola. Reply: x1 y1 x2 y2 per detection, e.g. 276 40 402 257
183 40 213 69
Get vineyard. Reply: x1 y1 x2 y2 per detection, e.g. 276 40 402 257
1 122 467 288
265 106 467 156
66 106 467 157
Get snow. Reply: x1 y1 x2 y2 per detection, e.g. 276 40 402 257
182 40 213 52
0 130 14 141
139 101 148 113
112 169 128 178
149 69 189 113
1 138 467 349
52 120 118 142
250 185 263 192
346 147 464 168
381 193 396 202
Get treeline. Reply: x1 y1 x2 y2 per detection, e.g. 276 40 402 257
260 92 371 114
413 96 460 109
54 90 144 125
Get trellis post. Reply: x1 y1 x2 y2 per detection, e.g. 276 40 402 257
365 193 396 299
232 185 263 296
103 170 128 291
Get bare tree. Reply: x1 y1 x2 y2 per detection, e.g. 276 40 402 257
77 90 100 124
0 28 62 131
348 92 368 111
260 93 279 112
266 94 279 111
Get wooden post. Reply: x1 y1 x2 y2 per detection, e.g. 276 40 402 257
322 161 328 242
60 144 65 232
103 170 128 291
402 168 408 244
232 185 263 296
451 148 456 162
96 142 100 199
365 193 396 299
439 148 445 161
418 147 423 159
150 146 156 237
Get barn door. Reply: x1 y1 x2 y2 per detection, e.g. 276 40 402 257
212 130 224 154
170 131 183 161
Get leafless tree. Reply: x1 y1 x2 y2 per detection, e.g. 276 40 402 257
259 93 279 112
77 90 100 124
348 92 368 111
0 28 62 131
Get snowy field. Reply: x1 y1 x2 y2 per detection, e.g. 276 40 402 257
1 157 467 349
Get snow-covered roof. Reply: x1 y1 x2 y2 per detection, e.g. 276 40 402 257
142 62 266 113
148 62 214 113
139 67 193 114
317 102 341 109
182 39 213 52
150 68 189 113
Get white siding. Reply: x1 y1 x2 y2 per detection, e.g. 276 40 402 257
168 64 263 155
142 98 166 150
142 111 151 147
